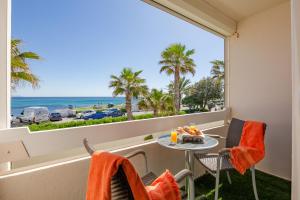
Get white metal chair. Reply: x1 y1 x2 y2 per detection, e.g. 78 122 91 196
83 138 195 200
194 118 267 200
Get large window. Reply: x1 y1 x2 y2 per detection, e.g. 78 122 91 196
11 0 224 131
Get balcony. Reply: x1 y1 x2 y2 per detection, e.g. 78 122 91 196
0 0 299 199
0 109 292 199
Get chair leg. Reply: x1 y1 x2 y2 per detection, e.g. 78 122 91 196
226 171 232 184
214 157 221 200
185 151 189 193
214 169 220 200
189 173 195 200
251 167 259 200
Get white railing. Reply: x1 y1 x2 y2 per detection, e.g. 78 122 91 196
0 108 230 158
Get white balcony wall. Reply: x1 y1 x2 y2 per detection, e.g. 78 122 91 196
0 126 227 200
228 2 291 179
0 144 186 200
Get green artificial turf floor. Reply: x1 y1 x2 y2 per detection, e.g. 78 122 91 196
194 170 291 200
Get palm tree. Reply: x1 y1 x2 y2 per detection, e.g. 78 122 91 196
167 77 191 108
11 39 41 89
109 68 148 120
210 60 224 82
138 89 173 117
159 43 196 113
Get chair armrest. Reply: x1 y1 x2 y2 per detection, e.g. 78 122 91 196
174 169 193 183
205 134 226 139
218 148 231 156
175 169 195 200
124 149 146 159
83 138 95 155
124 150 149 174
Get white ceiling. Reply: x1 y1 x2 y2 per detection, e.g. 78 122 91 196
202 0 289 22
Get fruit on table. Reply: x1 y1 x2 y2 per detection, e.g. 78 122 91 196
176 126 204 136
176 127 185 134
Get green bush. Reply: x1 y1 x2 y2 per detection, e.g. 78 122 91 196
182 108 208 114
120 107 127 113
28 117 124 132
29 110 187 132
133 113 154 120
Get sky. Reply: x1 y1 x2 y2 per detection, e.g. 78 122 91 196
12 0 224 97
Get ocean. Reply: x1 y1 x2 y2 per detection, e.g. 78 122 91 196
11 97 126 116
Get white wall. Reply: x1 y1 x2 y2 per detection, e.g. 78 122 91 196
291 0 300 199
229 2 291 179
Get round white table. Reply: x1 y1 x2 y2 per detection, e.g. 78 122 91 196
157 134 219 199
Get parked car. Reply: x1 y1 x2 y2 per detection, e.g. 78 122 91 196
103 109 124 117
54 109 76 118
68 105 74 109
17 107 49 123
83 112 107 120
76 110 96 119
10 115 20 125
49 113 62 121
107 103 114 108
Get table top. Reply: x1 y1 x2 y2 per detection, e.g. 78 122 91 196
157 134 219 151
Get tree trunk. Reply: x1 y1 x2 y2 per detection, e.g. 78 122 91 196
203 97 206 110
126 93 133 120
153 109 158 117
179 94 182 111
174 68 180 113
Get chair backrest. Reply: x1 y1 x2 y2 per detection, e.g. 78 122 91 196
83 138 135 200
226 118 267 148
111 167 134 200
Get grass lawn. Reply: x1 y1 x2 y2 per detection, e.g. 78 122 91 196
195 170 291 200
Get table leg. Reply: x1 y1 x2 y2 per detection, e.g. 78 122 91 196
185 150 194 199
185 151 189 193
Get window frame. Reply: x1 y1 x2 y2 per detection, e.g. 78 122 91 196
0 0 11 129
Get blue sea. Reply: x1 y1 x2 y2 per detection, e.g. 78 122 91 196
11 97 126 116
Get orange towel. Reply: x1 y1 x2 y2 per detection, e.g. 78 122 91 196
230 121 265 174
86 151 181 200
146 170 181 200
86 151 150 200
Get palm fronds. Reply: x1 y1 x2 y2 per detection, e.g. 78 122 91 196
159 43 196 112
109 68 148 120
11 39 41 89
